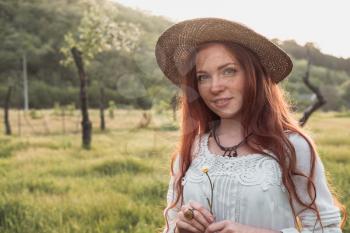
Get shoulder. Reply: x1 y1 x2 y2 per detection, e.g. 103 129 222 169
286 132 321 175
190 133 205 159
286 132 312 154
173 133 205 174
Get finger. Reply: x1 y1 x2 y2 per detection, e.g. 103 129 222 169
192 208 212 228
188 200 215 223
176 219 201 233
178 210 206 232
180 204 210 228
181 204 190 212
204 221 226 233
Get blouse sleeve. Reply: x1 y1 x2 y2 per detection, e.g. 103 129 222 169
280 133 342 233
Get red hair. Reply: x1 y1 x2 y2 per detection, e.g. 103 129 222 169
162 41 347 232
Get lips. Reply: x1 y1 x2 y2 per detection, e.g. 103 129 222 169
213 97 232 107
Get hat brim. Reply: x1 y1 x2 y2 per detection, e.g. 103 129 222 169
155 17 293 86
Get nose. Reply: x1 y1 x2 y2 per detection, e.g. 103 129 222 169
210 75 225 93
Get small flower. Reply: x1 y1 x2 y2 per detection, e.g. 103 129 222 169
201 166 209 173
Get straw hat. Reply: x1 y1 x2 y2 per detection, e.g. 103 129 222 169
155 17 293 86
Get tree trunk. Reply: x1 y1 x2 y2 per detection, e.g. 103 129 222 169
71 47 92 149
99 85 106 131
4 86 12 135
299 59 326 127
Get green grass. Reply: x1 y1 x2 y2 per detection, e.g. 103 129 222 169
0 109 349 232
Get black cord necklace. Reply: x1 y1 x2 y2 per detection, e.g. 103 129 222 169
210 125 253 157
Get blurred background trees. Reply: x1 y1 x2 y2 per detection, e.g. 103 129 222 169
0 0 349 113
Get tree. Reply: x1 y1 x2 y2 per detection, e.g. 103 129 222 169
60 1 141 149
340 80 350 109
299 48 326 127
4 85 13 135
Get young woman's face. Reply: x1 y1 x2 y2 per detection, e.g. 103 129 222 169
195 43 245 120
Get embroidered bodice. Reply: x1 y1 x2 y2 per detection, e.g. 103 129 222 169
162 132 342 233
182 132 287 193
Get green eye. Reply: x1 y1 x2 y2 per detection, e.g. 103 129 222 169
197 75 209 81
223 68 236 75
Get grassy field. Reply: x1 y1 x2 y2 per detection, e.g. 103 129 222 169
0 109 349 233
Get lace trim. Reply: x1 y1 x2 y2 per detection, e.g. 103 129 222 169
182 133 286 192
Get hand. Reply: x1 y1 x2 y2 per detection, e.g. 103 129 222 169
204 220 258 233
175 200 215 233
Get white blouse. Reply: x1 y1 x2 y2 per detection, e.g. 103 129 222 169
163 132 342 233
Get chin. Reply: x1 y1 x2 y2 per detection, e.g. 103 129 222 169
217 110 242 120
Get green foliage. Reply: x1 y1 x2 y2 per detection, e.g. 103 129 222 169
53 102 61 116
340 80 350 109
52 102 75 117
0 138 27 158
282 59 350 111
66 103 76 116
92 159 151 176
0 200 31 231
25 180 70 195
60 1 142 67
29 109 41 119
158 122 179 131
334 110 350 118
154 100 171 114
136 96 153 110
320 85 344 111
277 39 350 76
1 0 350 113
108 100 116 119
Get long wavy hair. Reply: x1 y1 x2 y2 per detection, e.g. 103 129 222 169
162 41 347 232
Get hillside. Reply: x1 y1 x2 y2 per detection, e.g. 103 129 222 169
275 39 350 75
0 0 349 111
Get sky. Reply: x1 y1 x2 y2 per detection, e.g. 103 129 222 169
113 0 350 59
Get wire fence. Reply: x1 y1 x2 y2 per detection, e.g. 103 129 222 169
0 108 178 137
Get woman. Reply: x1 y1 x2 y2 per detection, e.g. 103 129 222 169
155 18 346 233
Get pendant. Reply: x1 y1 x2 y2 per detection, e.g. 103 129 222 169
223 148 238 157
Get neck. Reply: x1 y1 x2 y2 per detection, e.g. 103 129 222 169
216 118 244 138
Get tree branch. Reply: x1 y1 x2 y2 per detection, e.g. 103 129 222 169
299 58 326 127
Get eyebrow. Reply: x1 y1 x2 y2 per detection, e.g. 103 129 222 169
196 62 237 74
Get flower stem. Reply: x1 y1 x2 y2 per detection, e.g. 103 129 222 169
205 173 214 215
